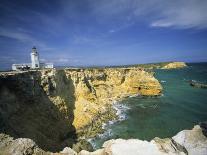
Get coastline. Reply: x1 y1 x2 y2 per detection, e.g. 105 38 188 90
0 122 206 155
0 62 193 154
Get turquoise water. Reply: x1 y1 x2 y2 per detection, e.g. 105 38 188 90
90 63 207 149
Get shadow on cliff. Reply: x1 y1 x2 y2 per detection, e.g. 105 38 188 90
0 70 77 152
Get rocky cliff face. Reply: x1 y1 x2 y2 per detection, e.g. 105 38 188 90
0 67 162 152
0 71 77 152
161 62 187 69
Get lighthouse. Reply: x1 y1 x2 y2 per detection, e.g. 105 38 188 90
31 46 40 69
12 47 53 71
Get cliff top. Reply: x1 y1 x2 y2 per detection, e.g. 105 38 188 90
0 61 187 75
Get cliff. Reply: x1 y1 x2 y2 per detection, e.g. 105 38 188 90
0 123 206 155
161 62 187 69
0 67 162 152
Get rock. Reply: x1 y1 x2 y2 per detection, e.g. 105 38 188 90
0 133 48 155
72 139 93 153
153 137 187 154
161 62 187 69
78 149 104 155
200 121 207 137
60 147 77 155
190 81 207 89
1 124 207 155
172 125 207 155
101 139 186 155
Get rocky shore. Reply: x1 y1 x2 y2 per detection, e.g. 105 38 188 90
0 67 162 152
0 123 206 155
79 122 207 155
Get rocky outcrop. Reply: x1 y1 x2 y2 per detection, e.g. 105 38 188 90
161 62 187 69
0 133 48 155
0 133 76 155
79 124 207 155
190 80 207 89
0 124 206 155
172 125 207 155
0 67 162 152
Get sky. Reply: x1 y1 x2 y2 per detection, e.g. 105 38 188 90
0 0 207 69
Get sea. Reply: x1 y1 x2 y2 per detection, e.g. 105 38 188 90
89 63 207 149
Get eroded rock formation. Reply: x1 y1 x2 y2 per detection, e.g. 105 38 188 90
0 67 162 152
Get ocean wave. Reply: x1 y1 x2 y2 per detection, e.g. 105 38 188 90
113 102 130 121
161 80 166 83
97 128 113 139
129 94 141 98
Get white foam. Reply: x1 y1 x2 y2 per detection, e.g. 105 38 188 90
102 123 107 129
129 94 141 98
98 129 113 139
87 102 130 149
113 103 130 121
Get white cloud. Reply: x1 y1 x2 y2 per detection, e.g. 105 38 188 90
57 58 70 63
88 0 207 29
0 27 56 52
109 30 115 33
150 0 207 29
0 27 34 42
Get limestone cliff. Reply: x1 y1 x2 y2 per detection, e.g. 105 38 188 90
0 67 162 152
161 62 187 69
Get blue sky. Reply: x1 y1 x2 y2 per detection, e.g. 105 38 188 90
0 0 207 69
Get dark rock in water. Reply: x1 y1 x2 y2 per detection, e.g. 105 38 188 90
200 121 207 137
190 80 207 89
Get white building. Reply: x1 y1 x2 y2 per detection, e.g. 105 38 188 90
31 47 40 69
12 47 53 71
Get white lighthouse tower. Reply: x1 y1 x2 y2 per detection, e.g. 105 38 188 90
31 46 40 69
